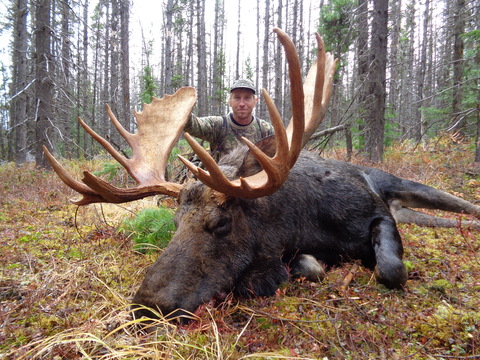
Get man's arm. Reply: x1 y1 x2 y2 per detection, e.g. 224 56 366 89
184 114 223 143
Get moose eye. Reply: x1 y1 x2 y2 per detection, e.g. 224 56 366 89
205 214 232 238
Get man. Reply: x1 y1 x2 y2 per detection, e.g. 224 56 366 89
185 79 274 160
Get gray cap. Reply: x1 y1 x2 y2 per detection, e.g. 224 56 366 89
230 79 256 94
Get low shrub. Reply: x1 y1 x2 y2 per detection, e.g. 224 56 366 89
119 207 176 253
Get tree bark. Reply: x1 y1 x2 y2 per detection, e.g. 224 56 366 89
120 0 130 132
364 0 388 162
450 0 466 133
109 0 120 144
34 0 54 168
59 0 72 157
356 0 368 149
260 0 271 120
212 0 225 114
10 0 29 163
274 0 283 123
196 0 207 115
235 0 241 80
413 0 429 142
81 0 89 154
164 0 174 95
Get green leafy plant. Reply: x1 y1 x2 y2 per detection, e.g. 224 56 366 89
119 207 176 253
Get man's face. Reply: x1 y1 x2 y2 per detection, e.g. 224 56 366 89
228 89 257 124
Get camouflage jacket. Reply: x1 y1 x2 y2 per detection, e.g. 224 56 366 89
185 113 274 160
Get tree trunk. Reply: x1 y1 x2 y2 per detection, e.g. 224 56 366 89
164 0 174 95
450 0 466 133
81 0 89 155
260 0 271 120
274 0 283 123
365 0 388 162
102 2 111 140
196 0 207 115
356 0 368 149
11 0 29 163
212 0 225 114
255 1 261 116
185 2 194 86
474 2 480 163
109 0 120 144
59 0 72 157
34 0 54 168
235 0 241 80
120 0 130 132
413 0 429 142
388 0 401 135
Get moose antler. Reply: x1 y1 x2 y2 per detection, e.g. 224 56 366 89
46 29 336 205
179 28 337 199
44 87 196 205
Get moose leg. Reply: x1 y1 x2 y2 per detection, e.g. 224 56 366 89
371 216 408 289
390 199 480 229
234 258 289 298
366 168 480 222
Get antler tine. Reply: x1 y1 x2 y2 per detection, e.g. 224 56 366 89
77 115 135 180
180 28 336 200
297 33 338 148
272 28 305 168
45 87 197 205
43 145 107 205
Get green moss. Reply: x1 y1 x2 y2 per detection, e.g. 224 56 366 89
429 279 453 293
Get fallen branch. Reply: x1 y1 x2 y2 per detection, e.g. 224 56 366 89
310 124 347 141
339 261 360 294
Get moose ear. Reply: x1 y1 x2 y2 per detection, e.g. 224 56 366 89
239 135 277 177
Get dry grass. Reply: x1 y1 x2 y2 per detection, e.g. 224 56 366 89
1 138 479 359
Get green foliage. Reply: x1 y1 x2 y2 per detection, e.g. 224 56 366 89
352 117 365 150
318 0 355 56
93 162 122 181
140 66 157 104
384 115 401 148
212 50 228 106
171 73 185 90
244 57 254 81
119 207 176 253
461 29 480 43
169 138 187 163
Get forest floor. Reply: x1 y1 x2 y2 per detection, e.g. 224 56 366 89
1 138 480 359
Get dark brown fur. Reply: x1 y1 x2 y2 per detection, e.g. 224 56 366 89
131 141 480 321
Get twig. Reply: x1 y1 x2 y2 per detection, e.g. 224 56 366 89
339 261 360 294
238 306 332 324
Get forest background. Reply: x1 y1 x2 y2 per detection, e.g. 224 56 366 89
1 0 480 358
0 0 479 167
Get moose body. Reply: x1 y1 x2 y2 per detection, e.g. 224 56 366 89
132 145 479 320
44 29 480 323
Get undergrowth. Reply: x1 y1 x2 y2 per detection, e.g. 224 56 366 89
1 137 479 359
119 207 176 253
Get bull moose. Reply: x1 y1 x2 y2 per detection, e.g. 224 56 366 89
44 29 480 322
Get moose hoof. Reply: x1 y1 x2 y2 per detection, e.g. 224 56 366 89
374 259 407 289
291 254 326 282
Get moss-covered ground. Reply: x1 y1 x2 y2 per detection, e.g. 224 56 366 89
1 139 479 359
